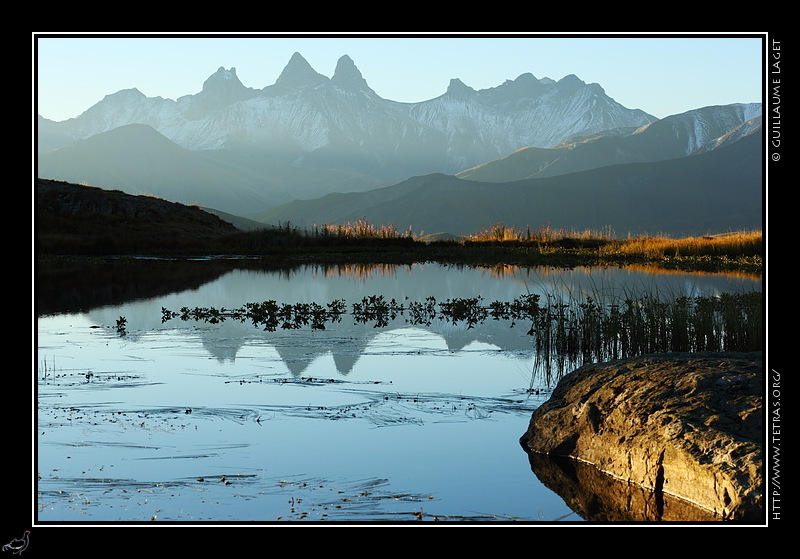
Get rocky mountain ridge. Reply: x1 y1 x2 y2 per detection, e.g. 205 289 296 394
36 52 762 236
37 53 657 182
39 53 657 162
457 104 762 183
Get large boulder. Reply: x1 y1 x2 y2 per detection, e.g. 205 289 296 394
520 352 763 522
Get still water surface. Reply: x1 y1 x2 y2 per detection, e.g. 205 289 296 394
36 261 760 523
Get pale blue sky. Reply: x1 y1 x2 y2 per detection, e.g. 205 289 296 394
34 33 765 122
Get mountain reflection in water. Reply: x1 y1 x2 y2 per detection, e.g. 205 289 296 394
36 259 762 523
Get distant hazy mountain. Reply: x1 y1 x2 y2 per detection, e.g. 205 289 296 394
256 131 763 238
36 123 282 214
456 104 762 183
36 52 762 236
36 120 386 215
39 54 657 164
37 53 658 212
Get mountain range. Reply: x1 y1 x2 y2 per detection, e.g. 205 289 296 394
36 52 763 237
456 104 762 182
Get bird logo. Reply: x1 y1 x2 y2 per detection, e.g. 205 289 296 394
2 531 29 555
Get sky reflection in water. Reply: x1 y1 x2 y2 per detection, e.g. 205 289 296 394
36 263 761 523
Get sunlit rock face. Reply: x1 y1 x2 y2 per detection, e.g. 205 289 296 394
520 352 763 522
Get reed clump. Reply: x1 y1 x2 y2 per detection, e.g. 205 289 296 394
464 223 615 245
526 289 762 383
312 218 414 240
531 291 761 359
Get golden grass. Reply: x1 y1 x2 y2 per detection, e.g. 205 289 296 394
463 223 762 259
313 218 414 239
602 230 763 258
465 223 615 243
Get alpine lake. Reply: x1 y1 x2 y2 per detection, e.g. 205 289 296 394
36 257 762 524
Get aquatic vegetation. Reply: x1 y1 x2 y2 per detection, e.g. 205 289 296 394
526 291 762 381
351 295 405 327
161 294 550 333
161 299 348 331
160 290 762 380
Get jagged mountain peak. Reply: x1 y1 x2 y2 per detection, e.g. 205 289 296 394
200 66 249 97
204 66 242 87
331 54 373 93
271 52 329 92
188 66 253 115
445 78 476 98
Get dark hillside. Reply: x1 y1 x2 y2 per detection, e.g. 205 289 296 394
36 179 239 255
257 131 763 238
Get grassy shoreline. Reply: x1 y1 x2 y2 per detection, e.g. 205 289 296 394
36 179 762 274
36 227 763 275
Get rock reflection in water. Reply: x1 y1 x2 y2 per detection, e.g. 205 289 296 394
37 259 762 523
524 452 720 522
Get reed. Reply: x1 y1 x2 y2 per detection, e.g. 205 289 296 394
464 223 616 244
527 289 762 384
312 218 414 240
39 355 57 379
